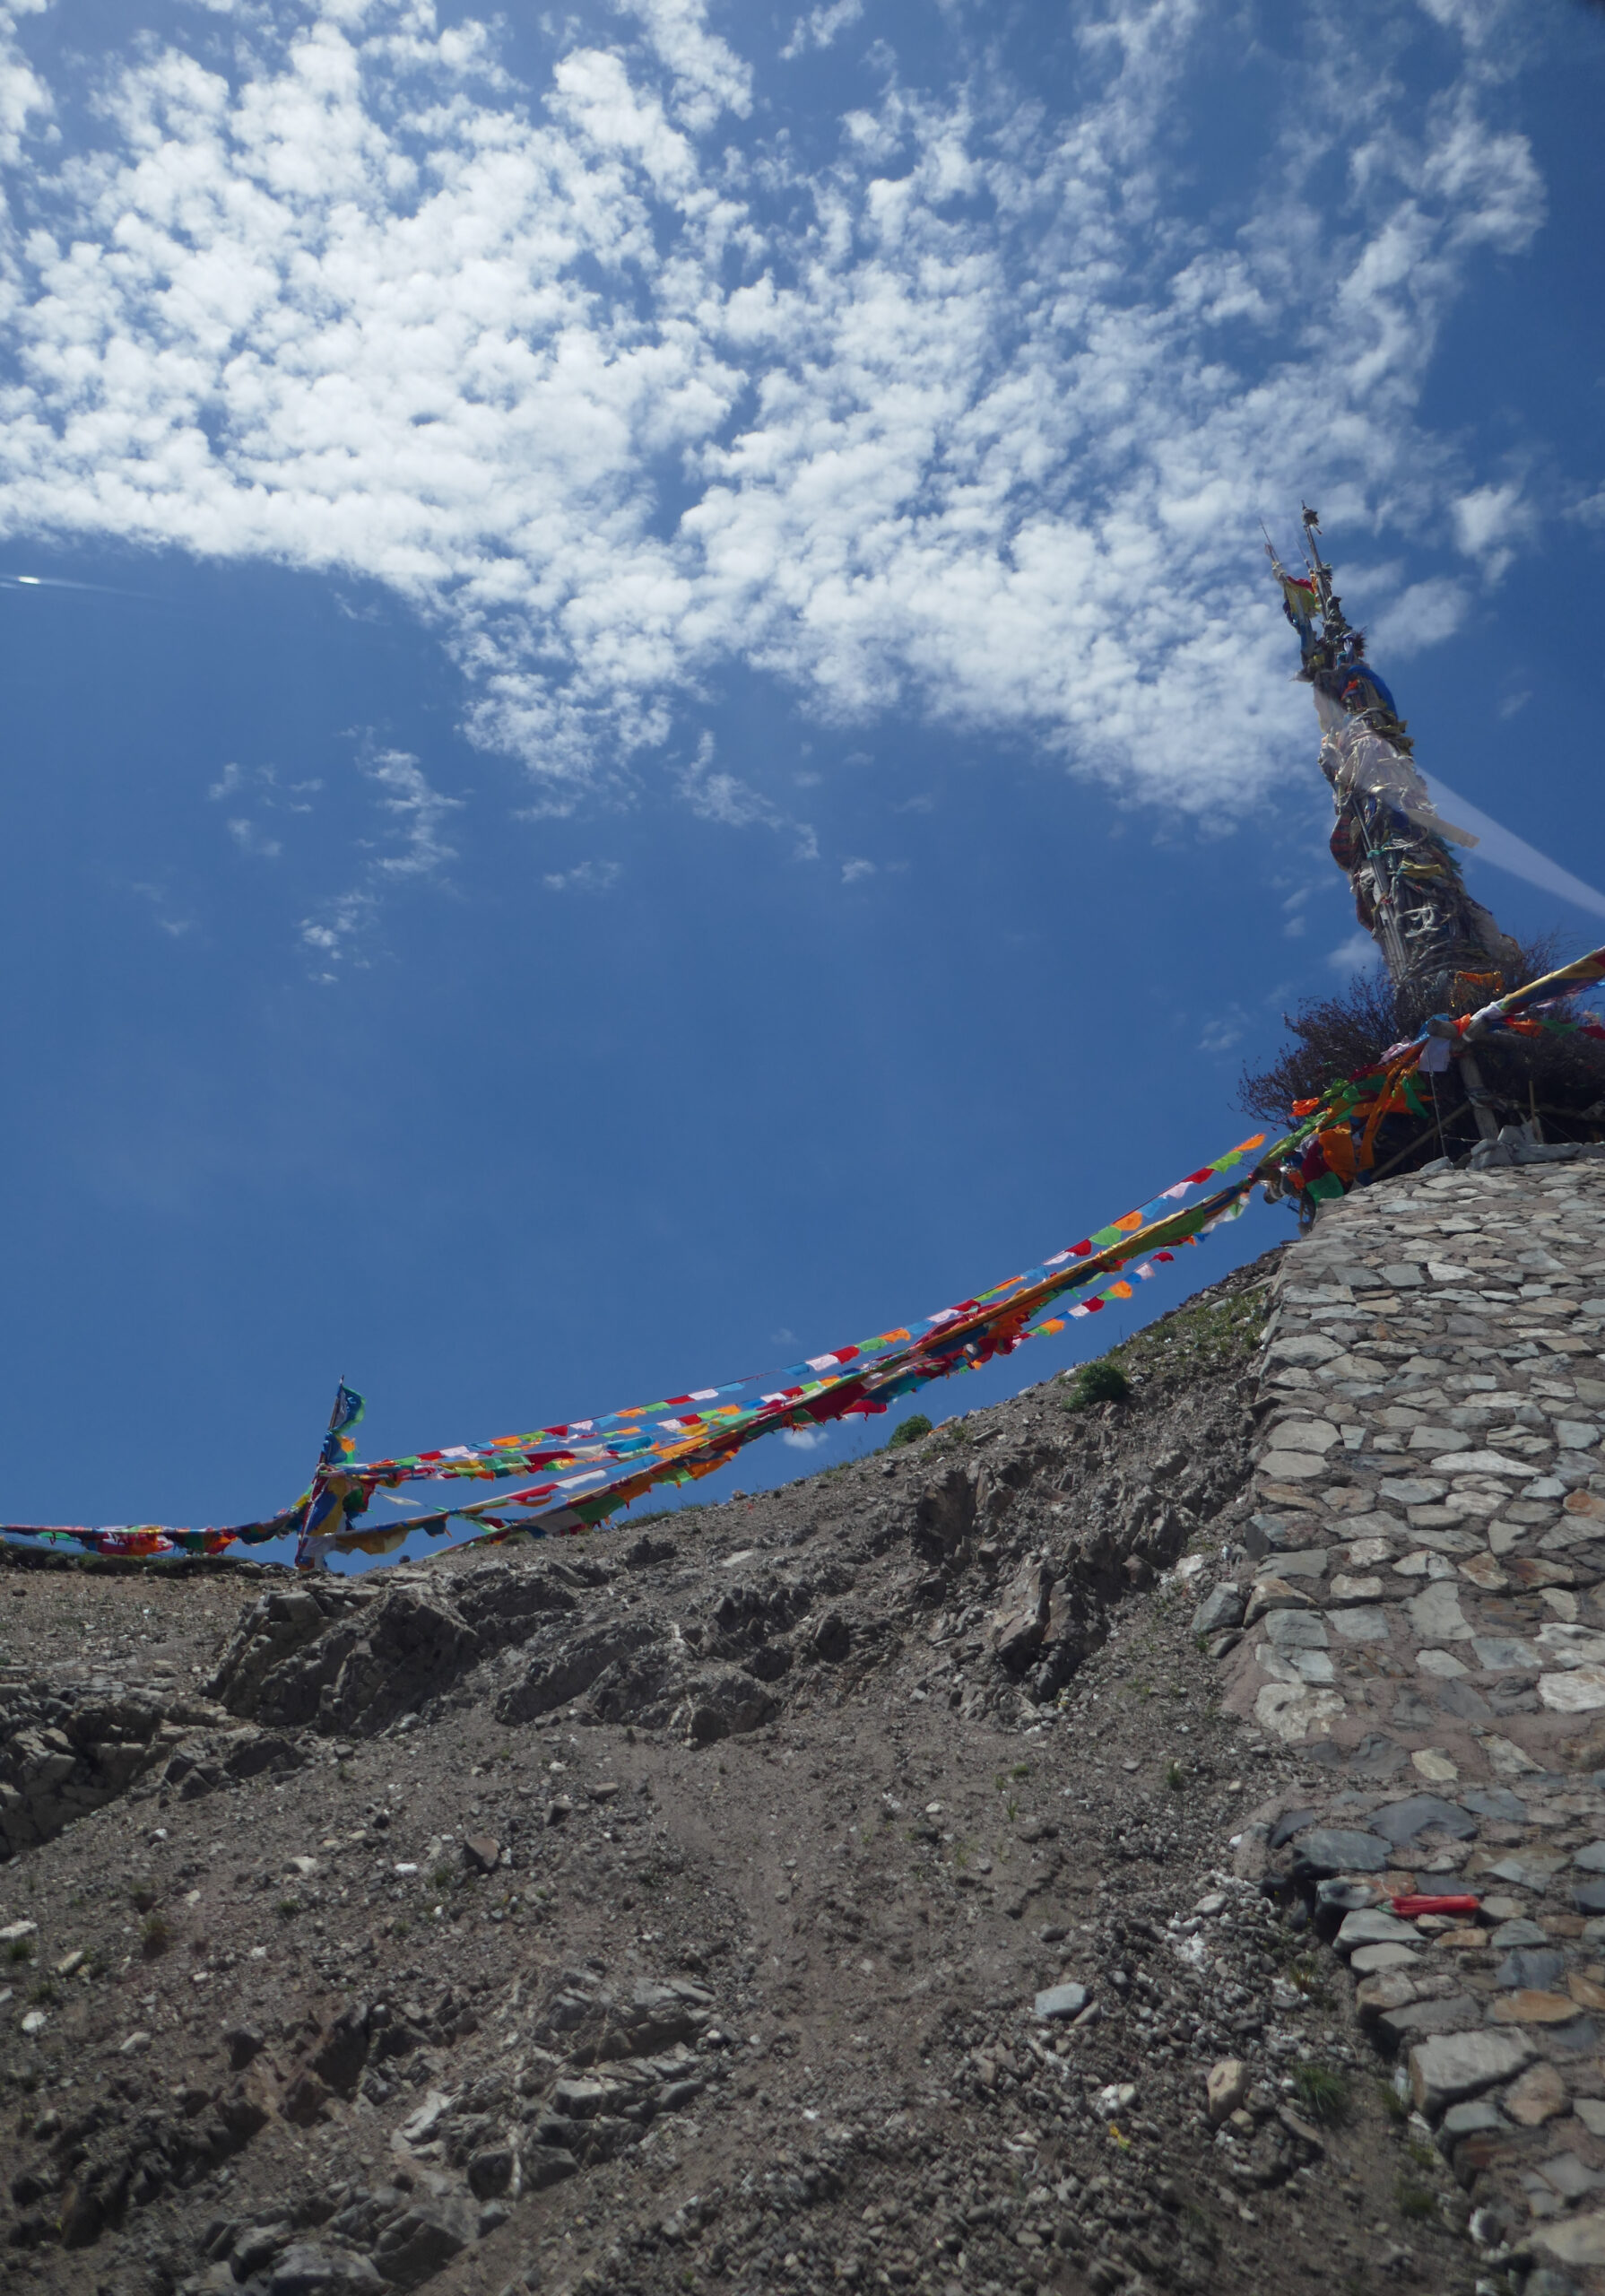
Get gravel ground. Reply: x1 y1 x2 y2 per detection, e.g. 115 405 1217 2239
0 1245 1491 2296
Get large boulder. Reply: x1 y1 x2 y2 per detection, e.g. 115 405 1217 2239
211 1565 578 1737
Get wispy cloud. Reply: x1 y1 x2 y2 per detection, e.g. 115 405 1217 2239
543 859 621 892
299 743 460 976
209 760 319 864
228 818 282 859
362 748 461 878
128 880 195 938
679 734 818 859
0 0 1550 829
1199 1008 1247 1055
840 857 875 883
1328 929 1378 972
780 0 863 62
299 889 377 975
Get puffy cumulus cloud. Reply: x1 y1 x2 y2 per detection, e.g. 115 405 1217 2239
0 0 1549 823
0 0 52 167
1451 479 1532 581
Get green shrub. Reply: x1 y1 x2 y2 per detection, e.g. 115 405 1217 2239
1064 1359 1132 1411
1293 2060 1350 2126
139 1915 170 1960
887 1413 934 1449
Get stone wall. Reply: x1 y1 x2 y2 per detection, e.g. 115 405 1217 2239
1233 1158 1605 1771
1222 1158 1605 2275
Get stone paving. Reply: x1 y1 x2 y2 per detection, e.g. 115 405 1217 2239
1219 1158 1605 2283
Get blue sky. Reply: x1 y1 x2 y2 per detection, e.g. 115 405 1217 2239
2 0 1604 1555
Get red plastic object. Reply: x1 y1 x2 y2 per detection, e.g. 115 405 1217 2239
1391 1894 1479 1918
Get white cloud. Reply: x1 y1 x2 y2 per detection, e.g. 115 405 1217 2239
129 878 195 936
362 747 461 877
840 856 875 883
780 1424 829 1448
1451 479 1531 581
0 0 1552 828
1198 1010 1245 1055
781 0 863 63
299 888 376 976
542 858 621 892
678 732 819 857
619 0 751 130
1368 576 1471 657
297 742 458 970
1328 928 1378 971
228 817 282 858
0 3 52 170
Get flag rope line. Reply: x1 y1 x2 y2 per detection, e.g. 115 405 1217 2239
6 938 1601 1568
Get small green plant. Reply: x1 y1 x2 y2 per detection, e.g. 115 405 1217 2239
1395 2179 1436 2222
887 1413 933 1449
274 1899 301 1923
1166 1761 1185 1793
5 1935 33 1965
1063 1358 1132 1411
1406 2137 1437 2170
1292 2060 1350 2126
1378 2080 1410 2126
27 1979 61 2007
1005 1798 1019 1822
431 1861 455 1890
139 1914 170 1960
1288 1959 1332 2008
1010 1763 1031 1780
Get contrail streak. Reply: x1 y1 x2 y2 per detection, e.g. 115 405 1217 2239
1426 774 1605 926
1 571 153 598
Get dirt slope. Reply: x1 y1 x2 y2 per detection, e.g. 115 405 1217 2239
2 1248 1483 2296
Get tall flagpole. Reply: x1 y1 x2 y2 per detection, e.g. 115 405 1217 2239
294 1378 353 1572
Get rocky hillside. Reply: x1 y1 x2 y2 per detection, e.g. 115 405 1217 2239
1 1194 1589 2296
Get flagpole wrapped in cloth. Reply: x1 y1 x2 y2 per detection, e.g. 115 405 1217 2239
294 1382 369 1570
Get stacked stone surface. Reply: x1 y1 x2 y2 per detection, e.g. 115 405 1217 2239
1230 1161 1605 2276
